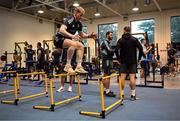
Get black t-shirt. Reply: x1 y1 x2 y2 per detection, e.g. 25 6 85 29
26 49 35 61
59 16 82 39
37 47 45 62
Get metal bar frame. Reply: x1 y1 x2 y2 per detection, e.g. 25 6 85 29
0 71 18 95
33 73 81 111
1 72 48 105
79 74 123 119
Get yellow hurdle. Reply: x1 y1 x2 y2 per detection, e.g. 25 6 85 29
79 73 123 119
1 72 48 105
0 71 17 95
33 73 82 111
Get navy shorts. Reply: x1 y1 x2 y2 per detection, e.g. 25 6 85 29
54 33 65 49
102 59 113 75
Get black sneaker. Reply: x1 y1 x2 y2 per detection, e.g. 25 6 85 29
130 95 136 101
105 91 116 97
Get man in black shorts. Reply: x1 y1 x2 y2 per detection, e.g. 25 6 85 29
101 31 116 97
115 26 144 100
54 6 96 74
25 44 35 79
36 42 45 84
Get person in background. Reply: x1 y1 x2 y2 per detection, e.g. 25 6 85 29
101 31 116 97
115 26 144 101
167 44 177 77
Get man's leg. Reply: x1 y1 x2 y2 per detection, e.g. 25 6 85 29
75 42 87 73
63 39 77 73
57 76 66 92
120 73 126 97
68 75 74 92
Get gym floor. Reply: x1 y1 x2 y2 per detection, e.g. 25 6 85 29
0 73 180 120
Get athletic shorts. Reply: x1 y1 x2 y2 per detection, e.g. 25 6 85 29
102 59 113 75
120 63 136 74
54 33 65 49
36 61 45 70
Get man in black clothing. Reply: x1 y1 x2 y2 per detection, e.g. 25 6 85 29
25 44 35 79
115 26 144 100
167 44 177 76
35 42 45 85
54 6 97 74
101 31 116 97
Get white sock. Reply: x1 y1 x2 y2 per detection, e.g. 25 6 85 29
131 90 136 96
76 60 82 67
106 89 110 94
66 59 71 66
121 90 124 95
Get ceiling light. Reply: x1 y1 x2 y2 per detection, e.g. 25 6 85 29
132 7 139 11
94 7 100 17
94 12 100 17
132 0 139 11
73 1 79 7
37 10 44 14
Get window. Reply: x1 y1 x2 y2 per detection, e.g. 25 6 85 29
131 19 155 43
171 16 180 43
98 23 118 46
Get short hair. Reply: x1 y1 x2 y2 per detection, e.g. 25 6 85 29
37 42 41 47
74 6 85 15
140 39 145 43
106 31 113 37
124 26 131 33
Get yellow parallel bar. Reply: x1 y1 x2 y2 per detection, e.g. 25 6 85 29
0 90 14 94
105 99 123 112
1 100 15 104
14 77 18 99
55 96 80 106
80 111 101 116
0 71 16 74
49 79 54 105
17 72 45 76
99 79 105 111
54 73 77 77
18 92 46 100
33 106 51 109
44 76 48 94
118 75 122 99
102 74 119 80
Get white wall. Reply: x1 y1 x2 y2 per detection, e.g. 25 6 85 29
84 9 180 65
0 9 54 64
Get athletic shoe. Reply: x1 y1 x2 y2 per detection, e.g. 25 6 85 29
105 91 116 97
130 95 136 101
64 65 76 74
75 66 88 73
56 86 64 92
68 86 72 92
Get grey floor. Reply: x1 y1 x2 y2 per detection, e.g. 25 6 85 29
0 73 180 120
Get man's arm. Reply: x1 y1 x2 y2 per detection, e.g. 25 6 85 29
60 24 80 39
79 31 97 40
115 39 121 61
136 40 145 62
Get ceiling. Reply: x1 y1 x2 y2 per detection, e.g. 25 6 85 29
0 0 180 23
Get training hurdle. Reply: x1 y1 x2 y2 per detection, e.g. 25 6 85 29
79 73 123 119
33 73 81 111
1 72 48 105
0 71 17 94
